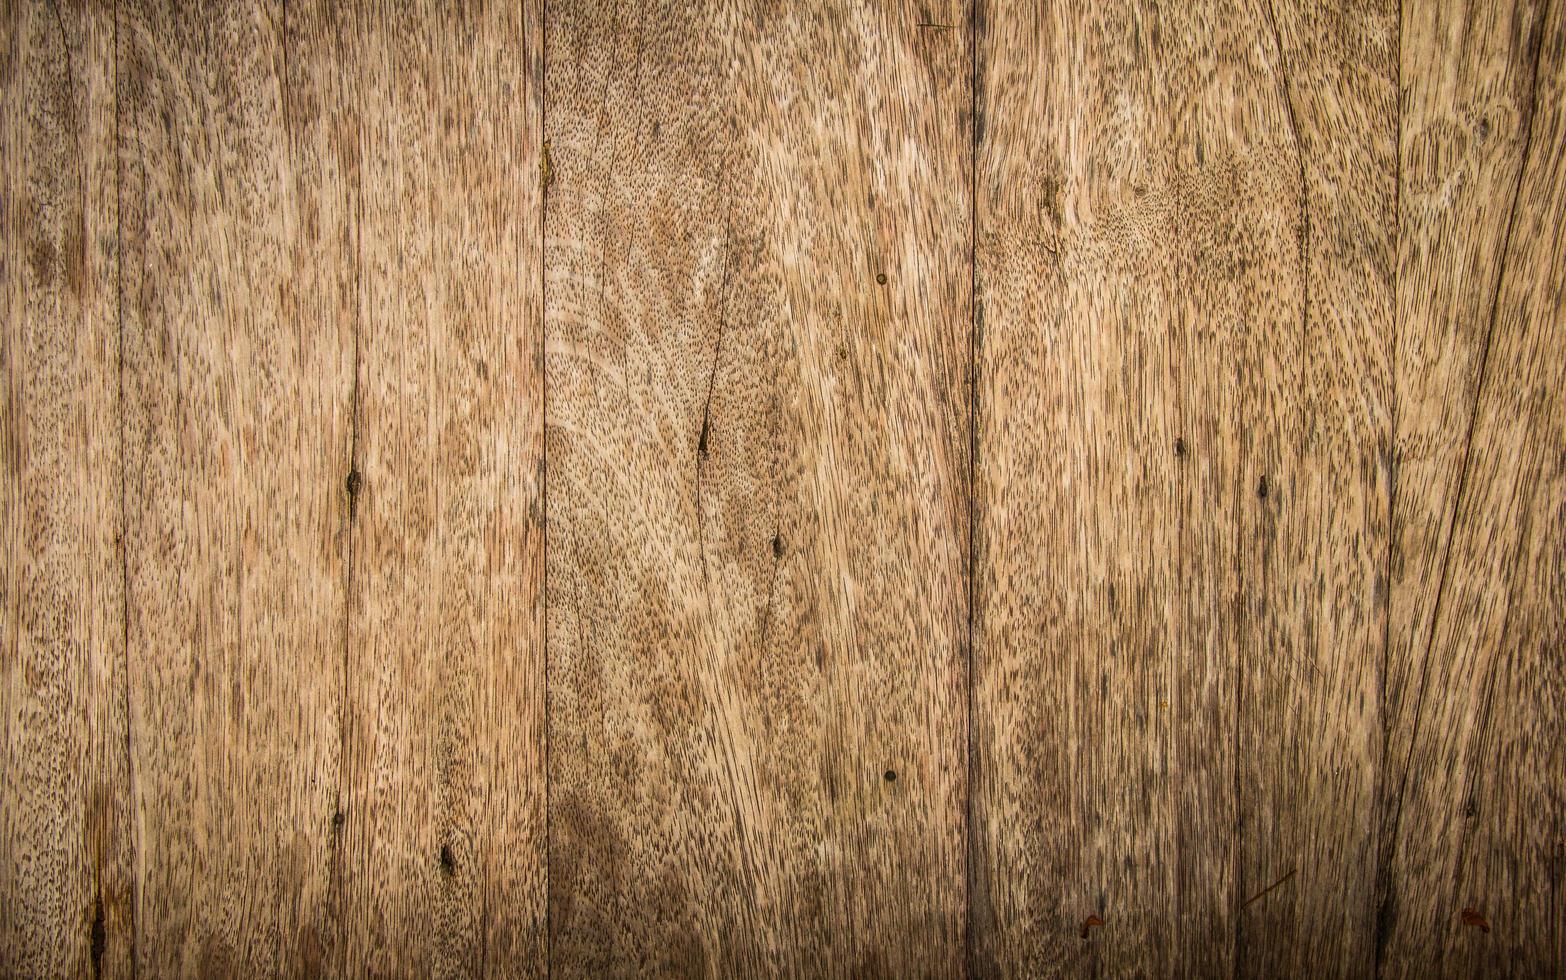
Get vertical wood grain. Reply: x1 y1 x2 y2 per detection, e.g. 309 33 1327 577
971 1 1351 973
118 0 354 972
336 1 547 975
1 1 133 975
1236 2 1396 976
544 1 971 974
1382 0 1566 974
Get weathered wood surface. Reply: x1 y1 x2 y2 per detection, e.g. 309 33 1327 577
1 1 1562 976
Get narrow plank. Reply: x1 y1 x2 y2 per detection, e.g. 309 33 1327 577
545 1 971 973
973 1 1317 973
1382 0 1566 973
118 1 354 972
335 1 547 975
1235 3 1396 976
1 2 133 975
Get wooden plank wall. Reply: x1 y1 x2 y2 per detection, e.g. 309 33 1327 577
1 1 1562 977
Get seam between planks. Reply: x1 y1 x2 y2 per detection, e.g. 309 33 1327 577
540 0 552 975
964 1 982 975
111 1 140 974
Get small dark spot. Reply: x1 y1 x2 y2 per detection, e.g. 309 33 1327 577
1461 907 1490 933
1257 475 1269 499
439 844 456 875
697 417 710 457
90 895 106 978
1080 914 1104 939
1174 437 1187 457
332 810 346 830
771 534 783 559
836 344 848 360
875 272 887 285
1465 800 1478 820
883 769 897 782
1476 117 1491 140
345 469 361 496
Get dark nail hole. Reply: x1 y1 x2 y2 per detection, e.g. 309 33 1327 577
1477 117 1491 140
439 844 456 875
698 418 710 457
1174 437 1187 457
1257 475 1269 499
1465 800 1478 819
332 810 346 830
90 896 106 977
1080 914 1104 939
875 272 887 285
771 534 783 558
345 469 361 496
883 769 897 782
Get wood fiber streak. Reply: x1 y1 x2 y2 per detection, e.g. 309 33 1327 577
1 1 133 976
971 0 1391 974
336 1 546 976
544 1 971 974
1382 0 1566 974
118 0 353 973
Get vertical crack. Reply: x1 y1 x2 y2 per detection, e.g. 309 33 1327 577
964 0 984 974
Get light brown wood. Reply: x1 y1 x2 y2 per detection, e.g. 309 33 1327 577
1 2 133 975
335 1 546 975
973 0 1394 974
1381 0 1566 974
544 1 970 974
118 0 354 973
1237 3 1395 976
3 1 1565 976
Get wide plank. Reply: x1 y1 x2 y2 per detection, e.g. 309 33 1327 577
971 1 1352 973
1381 0 1566 974
545 1 972 973
334 1 547 975
118 1 355 972
1 2 133 975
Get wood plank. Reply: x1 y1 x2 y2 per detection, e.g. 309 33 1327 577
544 1 971 973
971 0 1354 973
1381 0 1566 974
118 1 355 972
335 1 547 975
1235 3 1396 976
1 2 133 975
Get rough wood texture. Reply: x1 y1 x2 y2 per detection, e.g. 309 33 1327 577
118 1 353 973
2 2 133 976
336 1 547 975
1380 0 1566 975
544 1 970 974
2 0 1565 976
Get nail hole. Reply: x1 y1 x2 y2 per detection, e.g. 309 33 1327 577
332 810 346 830
1257 475 1269 499
883 769 897 782
345 469 361 496
875 272 887 285
697 418 710 456
1174 437 1187 457
771 534 783 558
439 844 456 875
